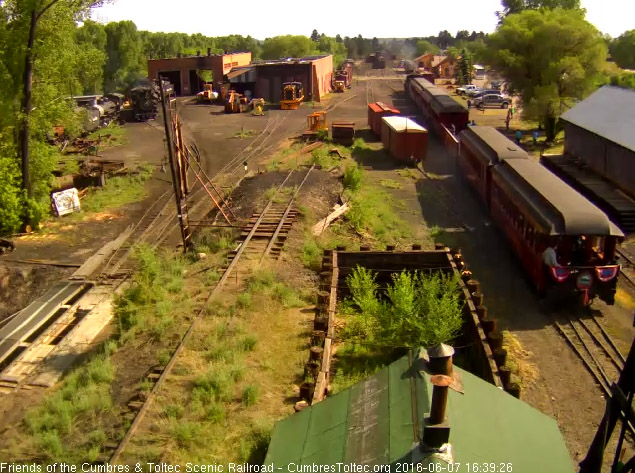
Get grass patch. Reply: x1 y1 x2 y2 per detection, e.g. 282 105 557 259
429 225 444 240
346 186 411 244
22 348 115 461
114 245 188 343
395 168 419 180
193 227 235 254
80 164 153 213
86 122 128 148
241 385 259 406
379 179 402 189
233 128 257 139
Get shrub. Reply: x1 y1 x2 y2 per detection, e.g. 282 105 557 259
343 267 463 348
343 164 363 192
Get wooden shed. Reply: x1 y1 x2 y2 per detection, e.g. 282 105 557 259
560 85 635 200
367 102 400 136
381 116 428 164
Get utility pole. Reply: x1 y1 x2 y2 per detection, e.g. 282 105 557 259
159 79 192 253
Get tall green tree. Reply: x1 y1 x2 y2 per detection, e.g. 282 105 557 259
416 40 439 56
2 0 103 230
457 49 473 85
610 30 635 69
261 35 317 59
310 29 319 42
75 20 106 94
497 0 581 19
485 8 606 140
104 20 145 92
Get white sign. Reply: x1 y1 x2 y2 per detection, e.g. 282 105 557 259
52 188 81 216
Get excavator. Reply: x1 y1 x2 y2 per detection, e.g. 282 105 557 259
196 83 218 103
280 82 304 110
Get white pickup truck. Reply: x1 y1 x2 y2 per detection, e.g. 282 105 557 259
456 84 480 96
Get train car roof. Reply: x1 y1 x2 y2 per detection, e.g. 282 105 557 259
493 159 623 237
381 116 427 133
459 126 529 164
409 77 467 114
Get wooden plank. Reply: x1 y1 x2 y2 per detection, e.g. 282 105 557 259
321 338 332 375
312 371 327 404
0 259 81 268
312 203 350 236
70 225 133 279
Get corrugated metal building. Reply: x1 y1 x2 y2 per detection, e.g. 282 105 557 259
228 55 333 103
265 348 574 472
147 51 252 95
561 86 635 199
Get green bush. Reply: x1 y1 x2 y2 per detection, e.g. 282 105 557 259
343 164 363 192
343 267 463 348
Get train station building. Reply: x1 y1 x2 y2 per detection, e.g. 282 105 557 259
147 51 252 96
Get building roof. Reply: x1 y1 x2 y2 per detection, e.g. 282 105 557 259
382 116 427 133
431 55 447 67
265 349 574 472
251 55 331 67
561 85 635 153
459 126 529 164
494 159 624 236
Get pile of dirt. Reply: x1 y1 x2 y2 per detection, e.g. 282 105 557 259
0 263 75 320
213 167 343 222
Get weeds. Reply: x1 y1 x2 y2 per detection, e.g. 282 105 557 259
114 245 186 342
343 164 363 192
346 187 411 244
242 385 259 406
341 267 463 348
429 225 445 240
379 179 402 189
80 164 153 213
233 128 257 139
23 350 115 461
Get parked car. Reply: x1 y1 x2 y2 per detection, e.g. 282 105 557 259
456 84 480 96
473 94 511 109
466 87 485 97
471 89 501 99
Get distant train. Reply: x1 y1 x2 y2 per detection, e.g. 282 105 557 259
457 126 623 306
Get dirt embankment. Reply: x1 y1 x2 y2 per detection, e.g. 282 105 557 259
0 263 75 320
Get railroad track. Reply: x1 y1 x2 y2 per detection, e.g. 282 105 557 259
617 248 635 292
108 165 314 463
554 310 626 398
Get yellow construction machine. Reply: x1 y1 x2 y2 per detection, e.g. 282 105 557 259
280 82 304 110
302 111 327 140
224 90 248 113
196 83 218 103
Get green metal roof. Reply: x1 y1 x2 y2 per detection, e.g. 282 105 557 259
265 349 574 473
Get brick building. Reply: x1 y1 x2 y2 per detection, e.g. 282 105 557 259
147 51 252 95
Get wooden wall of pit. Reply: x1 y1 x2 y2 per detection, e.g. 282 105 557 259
297 244 523 409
